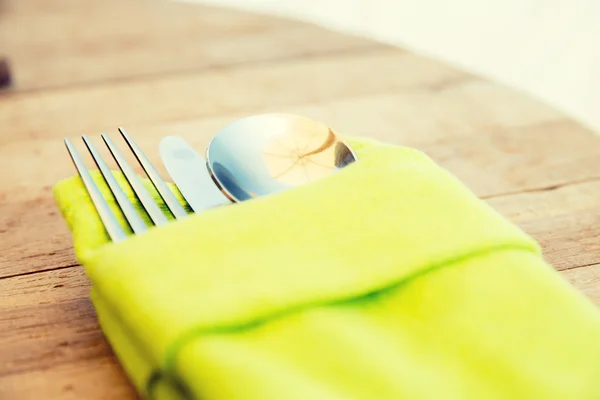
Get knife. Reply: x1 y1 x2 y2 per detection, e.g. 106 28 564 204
159 136 231 213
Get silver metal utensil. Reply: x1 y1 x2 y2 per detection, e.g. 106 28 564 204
159 136 230 213
206 113 358 202
64 114 356 241
64 128 188 241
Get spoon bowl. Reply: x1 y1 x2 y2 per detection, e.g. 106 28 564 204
206 113 357 202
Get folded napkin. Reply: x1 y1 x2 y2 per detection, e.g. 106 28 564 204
53 137 600 399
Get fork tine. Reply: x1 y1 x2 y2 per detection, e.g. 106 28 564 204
64 138 128 242
102 133 169 227
82 135 149 235
118 127 188 220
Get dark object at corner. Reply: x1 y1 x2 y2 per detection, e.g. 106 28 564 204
0 58 12 89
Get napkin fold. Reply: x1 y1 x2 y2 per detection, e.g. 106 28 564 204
53 137 600 399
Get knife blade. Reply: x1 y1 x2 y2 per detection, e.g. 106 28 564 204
159 136 230 213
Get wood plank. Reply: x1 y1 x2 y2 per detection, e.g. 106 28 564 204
0 0 127 14
3 118 592 211
425 119 600 198
0 197 77 279
0 0 376 91
0 268 95 375
487 180 600 270
0 266 88 309
0 0 295 47
0 358 137 400
0 48 467 146
0 268 118 399
562 264 600 307
0 79 574 202
0 296 106 377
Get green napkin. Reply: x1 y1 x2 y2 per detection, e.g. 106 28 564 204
53 137 600 399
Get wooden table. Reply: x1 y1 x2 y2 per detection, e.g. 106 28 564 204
2 0 600 398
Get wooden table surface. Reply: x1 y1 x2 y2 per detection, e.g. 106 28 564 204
2 0 600 398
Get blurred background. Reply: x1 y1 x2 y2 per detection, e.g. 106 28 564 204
185 0 600 133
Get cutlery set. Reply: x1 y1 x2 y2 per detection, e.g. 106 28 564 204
64 113 358 241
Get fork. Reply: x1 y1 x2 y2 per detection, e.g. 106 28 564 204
64 128 188 242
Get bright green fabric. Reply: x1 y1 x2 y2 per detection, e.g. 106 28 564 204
53 138 600 399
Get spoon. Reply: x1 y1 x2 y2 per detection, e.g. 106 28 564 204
205 113 358 202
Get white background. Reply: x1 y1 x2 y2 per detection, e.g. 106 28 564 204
183 0 600 133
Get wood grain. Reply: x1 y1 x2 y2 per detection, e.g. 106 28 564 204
0 358 138 400
563 264 600 306
2 0 600 399
0 48 466 146
0 0 376 91
0 79 568 198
